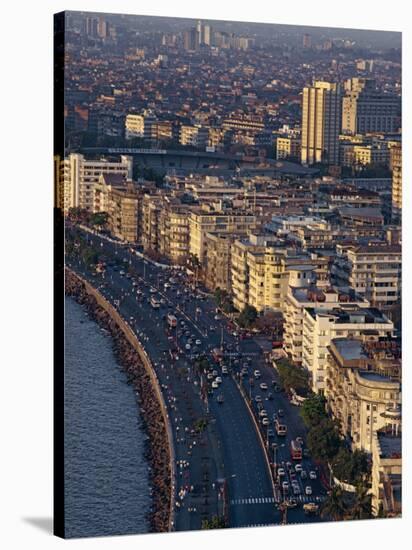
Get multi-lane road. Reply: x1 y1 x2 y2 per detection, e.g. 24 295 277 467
67 227 326 529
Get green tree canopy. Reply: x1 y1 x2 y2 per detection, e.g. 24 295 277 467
300 394 328 428
307 417 341 463
276 359 310 395
237 305 258 328
320 486 348 521
331 448 370 486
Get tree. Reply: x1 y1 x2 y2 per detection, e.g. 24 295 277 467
300 394 328 429
331 448 370 486
215 288 235 314
201 516 226 529
90 212 109 228
348 483 372 520
276 359 310 395
307 417 341 463
321 486 348 521
237 305 258 328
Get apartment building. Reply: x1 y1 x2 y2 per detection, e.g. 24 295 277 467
284 286 369 364
342 78 400 135
63 153 133 213
159 203 190 264
276 136 301 161
371 428 402 517
204 233 234 292
326 338 401 452
141 195 163 253
302 307 393 394
125 113 144 139
301 81 342 166
332 244 401 312
391 143 402 223
188 209 257 263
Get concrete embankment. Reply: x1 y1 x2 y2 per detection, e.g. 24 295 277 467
65 268 173 533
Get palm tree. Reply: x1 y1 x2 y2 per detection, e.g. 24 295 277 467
349 483 372 520
321 486 348 521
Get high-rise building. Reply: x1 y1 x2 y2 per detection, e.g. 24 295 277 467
301 81 342 166
84 16 99 37
302 33 312 49
203 24 212 46
391 143 402 223
183 27 199 51
342 78 400 135
63 154 133 213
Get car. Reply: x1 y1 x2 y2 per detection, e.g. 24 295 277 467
309 471 317 480
278 409 284 417
149 287 157 294
211 381 219 389
259 409 267 417
241 367 248 375
295 464 303 473
185 344 191 351
221 366 228 375
207 373 214 380
254 370 261 379
261 417 270 426
301 470 307 480
215 377 222 384
259 382 268 390
164 283 171 289
305 486 312 496
296 436 304 445
292 485 300 496
303 503 319 515
217 394 224 404
267 392 274 400
282 481 289 492
277 468 285 477
212 370 218 377
214 315 221 320
267 429 274 437
303 448 310 458
285 498 298 508
254 395 262 403
195 339 202 346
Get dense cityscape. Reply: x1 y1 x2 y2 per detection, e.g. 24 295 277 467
56 10 402 536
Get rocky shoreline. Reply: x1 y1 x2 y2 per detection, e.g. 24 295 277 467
65 269 171 533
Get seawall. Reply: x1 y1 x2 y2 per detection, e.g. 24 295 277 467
64 268 175 533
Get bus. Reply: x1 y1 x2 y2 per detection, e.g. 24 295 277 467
150 296 160 309
167 313 177 328
275 418 287 436
290 439 302 460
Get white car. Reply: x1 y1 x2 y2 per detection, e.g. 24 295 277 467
295 464 303 472
254 370 261 379
195 339 202 346
261 417 270 426
260 382 268 390
164 283 171 289
305 486 312 495
221 366 228 374
185 344 191 351
211 381 219 389
259 409 268 417
309 471 317 480
215 377 222 384
277 468 285 477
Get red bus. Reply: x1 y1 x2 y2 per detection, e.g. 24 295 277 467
290 439 302 460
